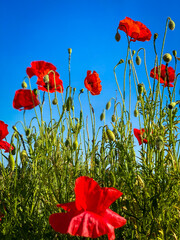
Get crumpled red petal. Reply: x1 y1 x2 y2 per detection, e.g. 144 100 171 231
0 121 9 141
0 140 14 153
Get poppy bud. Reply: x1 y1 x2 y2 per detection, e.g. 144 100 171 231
102 129 109 142
111 114 116 122
8 154 15 171
118 59 124 64
73 87 76 93
33 89 38 96
52 98 58 105
172 50 177 57
136 56 141 65
73 140 78 150
62 125 65 132
115 32 121 42
21 81 27 89
154 33 158 40
43 74 49 84
106 129 115 141
100 112 105 121
168 19 175 30
156 136 164 151
11 143 16 155
132 50 136 56
25 128 31 137
20 150 28 163
134 109 139 117
163 53 172 63
106 101 111 110
80 89 84 93
68 48 72 55
66 97 72 111
65 139 70 147
138 83 144 95
12 126 17 131
128 59 132 65
168 102 176 109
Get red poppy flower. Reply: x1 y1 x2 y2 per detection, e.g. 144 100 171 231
0 121 14 153
134 128 147 145
84 70 102 95
118 17 152 42
49 176 126 239
26 61 64 93
150 64 175 87
13 89 40 111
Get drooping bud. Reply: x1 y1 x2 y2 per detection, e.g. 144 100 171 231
106 101 111 110
168 102 176 109
163 53 172 63
156 136 164 151
132 50 136 56
168 19 175 30
12 126 17 131
80 89 84 93
100 112 105 121
111 114 116 122
134 109 139 117
25 128 31 137
128 59 132 65
21 81 27 89
136 56 141 65
8 154 15 171
115 32 121 42
106 129 115 141
52 98 58 105
33 89 38 96
73 140 78 150
118 59 124 64
154 33 158 40
68 48 72 55
66 97 72 111
43 74 49 84
20 150 28 163
172 50 177 57
138 83 144 95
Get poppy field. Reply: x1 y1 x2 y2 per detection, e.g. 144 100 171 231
0 17 180 239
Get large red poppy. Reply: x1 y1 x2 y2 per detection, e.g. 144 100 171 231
13 89 40 111
118 17 152 42
26 61 63 93
150 64 175 87
49 176 126 239
134 128 147 145
84 70 102 95
0 121 14 153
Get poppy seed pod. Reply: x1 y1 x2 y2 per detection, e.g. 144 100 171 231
163 53 172 63
106 129 115 141
73 140 78 150
21 81 27 89
136 56 141 65
134 109 139 117
156 136 164 151
100 112 105 121
168 19 175 30
106 101 111 110
115 32 121 42
68 48 72 55
8 154 15 171
43 74 49 84
52 98 58 105
111 114 116 122
168 102 176 109
138 83 144 95
173 50 177 57
20 150 28 163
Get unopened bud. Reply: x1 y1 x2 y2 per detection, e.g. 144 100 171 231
73 140 78 150
111 114 116 122
106 129 115 141
128 59 132 65
43 74 49 83
163 53 172 63
106 101 111 110
8 154 15 171
118 59 124 64
168 19 175 30
20 150 28 163
62 125 65 132
11 143 16 155
168 102 176 109
136 56 141 65
12 126 17 131
65 139 70 147
156 136 164 151
134 109 139 117
80 89 84 93
115 32 121 42
154 33 158 40
68 48 72 55
173 50 177 57
138 83 144 95
25 128 31 137
132 50 136 56
52 98 58 105
21 81 27 89
33 89 38 96
66 97 72 111
100 112 105 121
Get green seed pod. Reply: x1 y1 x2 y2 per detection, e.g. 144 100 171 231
132 50 136 56
68 48 72 55
163 53 172 63
21 81 27 89
138 83 144 95
169 19 175 30
73 140 78 150
111 114 116 122
65 139 70 147
173 50 177 57
134 109 139 117
8 154 15 171
154 33 158 40
136 56 141 65
156 136 164 151
168 102 176 109
52 98 58 105
20 150 28 163
100 112 105 121
106 129 115 141
106 101 111 110
33 89 38 96
115 32 121 42
66 97 72 111
25 128 31 137
43 74 49 83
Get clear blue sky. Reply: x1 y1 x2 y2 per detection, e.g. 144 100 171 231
1 0 180 141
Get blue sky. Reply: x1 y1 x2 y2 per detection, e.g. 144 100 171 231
1 0 180 142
